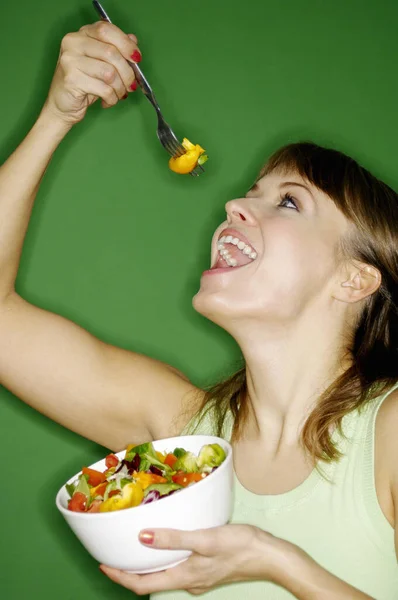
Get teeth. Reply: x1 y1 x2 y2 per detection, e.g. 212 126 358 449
217 235 258 267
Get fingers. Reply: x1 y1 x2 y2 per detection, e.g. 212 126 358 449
139 528 217 555
100 563 189 595
68 67 119 107
82 21 142 64
62 30 139 96
76 56 126 101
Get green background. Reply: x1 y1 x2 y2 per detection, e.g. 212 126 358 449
0 0 397 597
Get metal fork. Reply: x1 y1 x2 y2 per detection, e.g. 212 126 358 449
92 0 204 177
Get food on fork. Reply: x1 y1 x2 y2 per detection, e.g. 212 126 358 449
66 441 226 513
169 138 208 174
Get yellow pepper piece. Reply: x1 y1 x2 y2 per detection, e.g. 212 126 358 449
125 444 135 457
99 482 144 512
156 451 166 462
169 138 206 174
132 471 167 489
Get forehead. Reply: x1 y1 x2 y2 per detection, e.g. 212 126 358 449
249 169 318 195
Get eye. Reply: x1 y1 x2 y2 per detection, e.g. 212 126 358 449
278 192 299 211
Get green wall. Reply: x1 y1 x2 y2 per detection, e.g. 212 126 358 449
0 0 397 598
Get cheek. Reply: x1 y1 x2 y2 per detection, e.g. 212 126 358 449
250 230 338 304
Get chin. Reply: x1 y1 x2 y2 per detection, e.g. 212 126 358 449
193 288 224 324
192 287 246 332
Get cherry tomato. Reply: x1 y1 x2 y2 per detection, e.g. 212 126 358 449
105 454 119 469
68 492 87 512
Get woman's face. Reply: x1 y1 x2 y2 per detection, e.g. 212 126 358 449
193 170 351 332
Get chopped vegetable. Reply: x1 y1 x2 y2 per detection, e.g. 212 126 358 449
144 482 183 497
105 454 119 469
197 444 226 469
174 451 199 473
132 471 167 490
172 472 204 487
168 138 208 174
68 491 88 512
66 440 226 514
99 482 144 513
82 467 106 487
164 453 178 468
173 448 186 459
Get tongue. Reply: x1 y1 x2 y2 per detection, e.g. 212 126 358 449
212 243 254 269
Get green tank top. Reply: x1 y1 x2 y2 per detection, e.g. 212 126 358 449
152 384 398 600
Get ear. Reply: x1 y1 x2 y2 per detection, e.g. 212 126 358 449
333 261 381 303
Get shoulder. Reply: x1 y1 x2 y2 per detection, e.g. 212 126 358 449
376 386 398 452
374 386 398 528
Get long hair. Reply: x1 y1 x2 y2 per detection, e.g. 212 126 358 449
195 142 398 462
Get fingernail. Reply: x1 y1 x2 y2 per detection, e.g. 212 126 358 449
131 50 142 63
139 531 154 545
129 80 138 92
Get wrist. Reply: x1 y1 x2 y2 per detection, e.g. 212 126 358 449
252 531 298 585
35 103 74 140
258 534 309 590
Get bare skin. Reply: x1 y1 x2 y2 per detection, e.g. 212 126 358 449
0 20 396 599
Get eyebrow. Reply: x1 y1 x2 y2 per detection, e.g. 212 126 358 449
280 181 315 201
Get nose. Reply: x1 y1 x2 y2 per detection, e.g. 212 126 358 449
225 198 257 226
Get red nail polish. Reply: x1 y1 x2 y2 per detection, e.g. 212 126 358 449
131 50 142 63
140 531 154 545
130 80 138 92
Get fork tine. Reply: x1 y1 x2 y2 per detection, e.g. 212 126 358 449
169 138 185 156
158 126 204 176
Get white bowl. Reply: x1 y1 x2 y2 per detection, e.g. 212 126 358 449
56 435 233 573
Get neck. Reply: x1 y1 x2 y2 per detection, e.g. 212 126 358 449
235 308 351 445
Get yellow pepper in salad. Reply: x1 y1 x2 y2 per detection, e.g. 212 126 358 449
99 482 144 512
169 138 208 174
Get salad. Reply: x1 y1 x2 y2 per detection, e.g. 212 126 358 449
168 138 208 174
66 441 226 513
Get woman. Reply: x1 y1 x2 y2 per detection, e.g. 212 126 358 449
0 21 397 600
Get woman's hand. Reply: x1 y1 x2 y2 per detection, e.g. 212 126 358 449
100 525 376 598
100 524 283 596
43 21 142 126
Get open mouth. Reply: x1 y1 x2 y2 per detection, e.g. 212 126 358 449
212 230 258 270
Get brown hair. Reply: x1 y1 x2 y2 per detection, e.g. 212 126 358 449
195 142 398 462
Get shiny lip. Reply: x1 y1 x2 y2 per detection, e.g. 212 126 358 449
208 227 259 272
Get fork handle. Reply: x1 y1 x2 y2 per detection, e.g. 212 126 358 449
92 1 162 112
